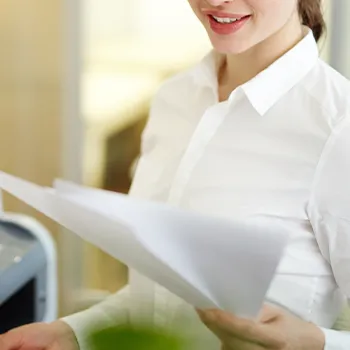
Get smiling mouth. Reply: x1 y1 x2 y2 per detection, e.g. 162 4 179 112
209 14 250 24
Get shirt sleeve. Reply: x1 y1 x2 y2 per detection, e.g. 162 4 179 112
307 115 350 349
61 286 130 350
60 85 168 350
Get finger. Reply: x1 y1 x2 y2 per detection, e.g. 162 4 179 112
205 320 266 348
222 339 267 350
0 334 7 350
50 341 62 350
257 304 281 323
0 331 24 350
198 310 276 346
221 337 266 350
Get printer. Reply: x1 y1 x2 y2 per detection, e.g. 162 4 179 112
0 213 57 333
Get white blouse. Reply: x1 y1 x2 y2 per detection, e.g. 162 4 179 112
63 29 350 350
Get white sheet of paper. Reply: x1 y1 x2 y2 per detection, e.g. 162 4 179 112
0 172 212 308
0 172 289 317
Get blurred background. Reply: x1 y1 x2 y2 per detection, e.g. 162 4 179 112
0 0 349 321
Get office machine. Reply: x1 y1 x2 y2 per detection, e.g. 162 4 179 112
0 214 57 333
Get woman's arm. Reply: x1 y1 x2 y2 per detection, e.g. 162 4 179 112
308 114 350 349
61 286 131 350
319 300 350 349
319 326 350 350
59 83 175 350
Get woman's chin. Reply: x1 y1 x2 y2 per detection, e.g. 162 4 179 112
211 41 250 55
207 34 252 55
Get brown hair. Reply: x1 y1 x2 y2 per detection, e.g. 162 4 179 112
298 0 326 42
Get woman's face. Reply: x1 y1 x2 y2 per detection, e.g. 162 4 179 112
188 0 300 54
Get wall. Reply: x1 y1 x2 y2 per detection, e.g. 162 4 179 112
0 0 65 313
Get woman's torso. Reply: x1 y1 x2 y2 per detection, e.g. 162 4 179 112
129 33 350 345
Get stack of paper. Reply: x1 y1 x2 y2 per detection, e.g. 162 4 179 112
0 172 288 318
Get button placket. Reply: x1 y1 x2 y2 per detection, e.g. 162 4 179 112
167 102 230 206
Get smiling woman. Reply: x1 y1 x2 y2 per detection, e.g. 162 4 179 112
1 1 349 350
188 0 325 54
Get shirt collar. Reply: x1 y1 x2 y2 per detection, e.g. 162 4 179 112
193 27 319 116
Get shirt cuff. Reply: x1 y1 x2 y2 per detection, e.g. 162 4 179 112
61 310 100 350
320 327 350 350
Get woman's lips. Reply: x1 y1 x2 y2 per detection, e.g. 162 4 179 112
206 13 251 35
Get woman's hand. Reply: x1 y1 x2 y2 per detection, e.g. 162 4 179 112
196 304 325 350
0 321 79 350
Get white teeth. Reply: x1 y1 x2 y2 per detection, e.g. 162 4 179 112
212 15 239 24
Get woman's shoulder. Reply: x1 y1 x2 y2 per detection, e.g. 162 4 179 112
318 59 350 99
153 52 213 106
154 64 200 100
144 58 208 135
303 59 350 125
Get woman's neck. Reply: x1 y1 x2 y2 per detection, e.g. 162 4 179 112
218 15 304 102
